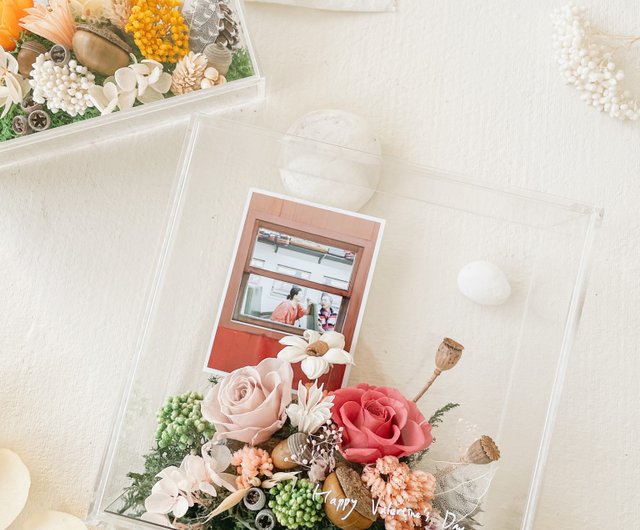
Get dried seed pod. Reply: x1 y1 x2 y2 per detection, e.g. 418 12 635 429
72 25 131 76
203 42 232 76
413 337 464 403
462 436 501 465
243 487 266 511
17 41 47 77
20 96 42 114
322 467 376 530
27 110 51 132
12 115 30 136
435 337 464 372
255 509 276 530
49 44 71 66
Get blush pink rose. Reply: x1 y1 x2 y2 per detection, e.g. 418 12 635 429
330 384 432 464
202 358 293 445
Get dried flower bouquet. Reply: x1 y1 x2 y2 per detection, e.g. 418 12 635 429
115 334 502 530
0 0 254 142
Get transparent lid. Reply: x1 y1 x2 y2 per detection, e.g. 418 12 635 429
89 115 601 530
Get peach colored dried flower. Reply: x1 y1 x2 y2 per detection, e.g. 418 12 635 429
231 446 274 489
362 456 436 530
20 0 76 49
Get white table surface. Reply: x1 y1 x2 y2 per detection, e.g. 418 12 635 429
1 1 638 529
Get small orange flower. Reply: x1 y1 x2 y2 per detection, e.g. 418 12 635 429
231 446 274 489
125 0 188 63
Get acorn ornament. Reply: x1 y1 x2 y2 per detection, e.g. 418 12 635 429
322 466 376 530
72 25 131 76
271 433 311 470
17 40 46 77
413 337 464 402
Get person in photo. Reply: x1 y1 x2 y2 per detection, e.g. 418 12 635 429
318 293 338 331
271 287 311 325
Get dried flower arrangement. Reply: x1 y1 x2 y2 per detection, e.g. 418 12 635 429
0 0 255 142
113 335 502 530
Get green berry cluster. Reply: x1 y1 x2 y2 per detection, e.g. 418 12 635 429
155 392 215 451
268 480 324 529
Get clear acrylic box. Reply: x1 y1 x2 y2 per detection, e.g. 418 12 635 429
0 0 263 164
88 115 601 529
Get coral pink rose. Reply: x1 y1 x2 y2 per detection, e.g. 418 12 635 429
330 384 432 464
202 358 293 445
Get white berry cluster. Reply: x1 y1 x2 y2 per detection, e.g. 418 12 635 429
552 4 639 121
30 54 96 117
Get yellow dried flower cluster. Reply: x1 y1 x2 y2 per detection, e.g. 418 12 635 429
125 0 189 63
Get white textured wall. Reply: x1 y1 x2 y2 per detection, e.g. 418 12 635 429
1 1 639 529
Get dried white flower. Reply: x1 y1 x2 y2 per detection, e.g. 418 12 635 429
114 56 172 105
286 381 334 434
277 330 353 381
552 4 639 121
30 53 95 117
0 46 31 118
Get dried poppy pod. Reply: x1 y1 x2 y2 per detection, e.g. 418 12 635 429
462 435 501 465
322 466 376 530
413 337 464 403
271 433 311 470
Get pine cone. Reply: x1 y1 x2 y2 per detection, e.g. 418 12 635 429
184 0 240 53
171 52 209 95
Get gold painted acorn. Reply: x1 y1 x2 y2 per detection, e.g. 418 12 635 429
322 467 376 530
17 40 46 77
271 433 311 470
72 25 131 76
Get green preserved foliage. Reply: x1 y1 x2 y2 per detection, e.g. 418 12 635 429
155 391 215 451
269 480 324 529
227 48 254 82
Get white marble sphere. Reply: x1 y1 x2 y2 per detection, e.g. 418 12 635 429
23 511 88 530
279 109 382 211
0 449 31 530
457 260 512 306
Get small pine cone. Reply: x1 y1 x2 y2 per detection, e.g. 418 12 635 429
171 52 209 95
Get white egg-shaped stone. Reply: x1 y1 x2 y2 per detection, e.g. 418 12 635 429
23 511 88 530
279 109 382 211
0 449 31 530
457 260 512 306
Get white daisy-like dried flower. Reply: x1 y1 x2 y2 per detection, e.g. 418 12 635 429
70 0 105 21
30 53 95 117
105 0 131 29
277 330 353 381
287 381 334 434
0 47 31 118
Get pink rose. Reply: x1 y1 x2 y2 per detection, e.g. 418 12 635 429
330 384 432 464
202 358 293 445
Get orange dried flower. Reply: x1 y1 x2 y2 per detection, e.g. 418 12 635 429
362 456 436 530
125 0 188 63
231 446 274 489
